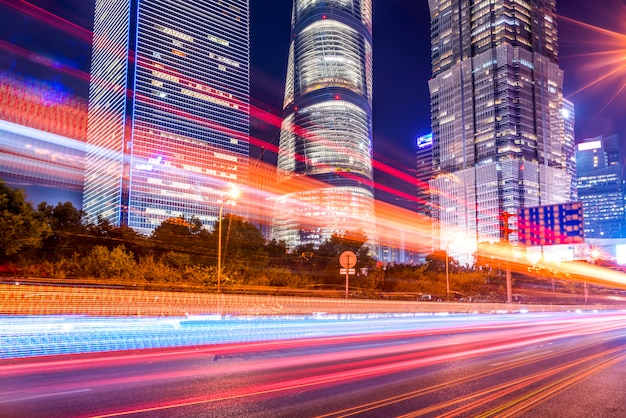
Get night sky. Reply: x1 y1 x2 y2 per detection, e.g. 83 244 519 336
1 0 625 208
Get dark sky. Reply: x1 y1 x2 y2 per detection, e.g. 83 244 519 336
2 0 625 207
250 0 626 168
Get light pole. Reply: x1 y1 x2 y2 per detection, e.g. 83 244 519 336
217 185 240 293
443 234 461 300
444 245 450 300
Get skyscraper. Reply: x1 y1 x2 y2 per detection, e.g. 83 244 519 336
273 0 375 250
562 98 577 201
576 135 625 239
84 0 249 234
427 0 572 263
415 132 433 218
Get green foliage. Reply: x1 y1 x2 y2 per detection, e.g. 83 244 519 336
137 255 180 284
266 267 306 287
425 250 458 272
0 182 504 296
150 216 211 262
41 257 82 279
160 251 194 269
151 216 193 240
452 271 492 294
0 181 51 259
315 230 375 273
36 201 89 259
266 239 288 265
81 246 137 280
212 215 268 267
181 265 216 286
37 201 87 233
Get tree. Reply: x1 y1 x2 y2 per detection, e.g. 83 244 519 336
86 216 117 238
37 201 89 259
266 239 288 266
0 181 50 259
150 216 211 260
425 250 456 272
316 230 375 270
151 216 193 242
82 216 150 259
210 214 267 268
37 201 87 233
80 245 137 280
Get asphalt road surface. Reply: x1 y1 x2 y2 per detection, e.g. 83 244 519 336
3 311 626 417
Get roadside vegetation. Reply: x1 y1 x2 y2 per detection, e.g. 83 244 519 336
1 180 504 298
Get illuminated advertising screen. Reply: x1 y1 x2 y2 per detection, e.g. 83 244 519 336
518 202 585 246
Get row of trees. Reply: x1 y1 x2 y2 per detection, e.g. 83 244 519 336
1 180 502 296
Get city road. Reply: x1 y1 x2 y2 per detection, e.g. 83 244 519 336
2 311 626 417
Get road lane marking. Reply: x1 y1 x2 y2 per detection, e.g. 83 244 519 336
489 351 552 366
0 389 92 404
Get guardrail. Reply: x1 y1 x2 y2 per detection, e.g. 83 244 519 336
2 283 625 317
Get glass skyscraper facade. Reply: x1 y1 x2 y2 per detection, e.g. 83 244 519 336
416 132 433 218
273 0 376 250
576 135 625 239
84 0 249 234
562 98 577 202
427 0 572 263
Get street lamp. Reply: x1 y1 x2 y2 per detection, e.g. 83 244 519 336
443 233 462 300
445 248 450 300
217 185 240 293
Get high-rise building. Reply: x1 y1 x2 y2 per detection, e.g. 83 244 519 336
84 0 249 234
273 0 376 250
576 135 625 239
427 0 572 263
562 99 577 201
416 132 433 219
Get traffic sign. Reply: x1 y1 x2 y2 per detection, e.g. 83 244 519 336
339 268 355 275
339 251 357 268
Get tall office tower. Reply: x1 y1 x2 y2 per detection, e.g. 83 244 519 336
577 135 626 239
84 0 249 234
416 133 434 218
273 0 376 250
427 0 572 263
562 99 577 201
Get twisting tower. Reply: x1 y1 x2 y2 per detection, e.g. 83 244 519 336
273 0 376 251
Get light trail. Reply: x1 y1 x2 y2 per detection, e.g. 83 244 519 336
25 313 619 417
3 310 626 417
0 0 93 43
480 351 626 418
559 9 626 114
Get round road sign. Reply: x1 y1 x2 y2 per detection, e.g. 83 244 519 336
339 251 357 268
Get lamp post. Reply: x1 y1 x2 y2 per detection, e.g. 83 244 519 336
443 234 461 301
445 248 450 300
217 185 240 293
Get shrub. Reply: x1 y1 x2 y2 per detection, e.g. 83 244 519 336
137 255 180 284
81 246 137 280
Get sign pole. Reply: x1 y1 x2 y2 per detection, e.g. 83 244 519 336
339 251 357 300
345 258 349 299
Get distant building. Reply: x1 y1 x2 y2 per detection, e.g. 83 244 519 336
576 135 625 239
84 0 249 234
0 0 91 207
273 0 376 250
415 133 433 219
0 74 86 205
562 99 578 201
427 0 573 264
